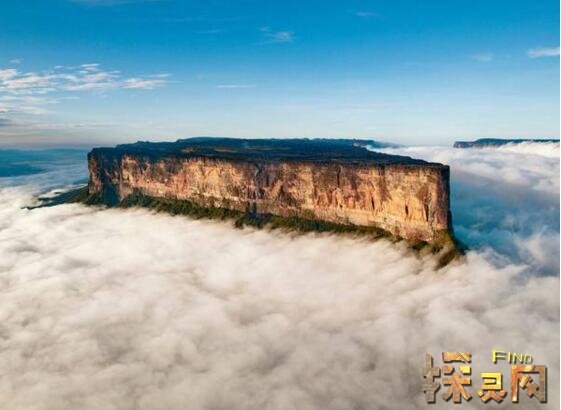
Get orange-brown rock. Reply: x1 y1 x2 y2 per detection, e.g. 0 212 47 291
87 138 454 245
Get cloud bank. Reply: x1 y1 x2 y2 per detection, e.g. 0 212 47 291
0 145 558 409
376 143 560 275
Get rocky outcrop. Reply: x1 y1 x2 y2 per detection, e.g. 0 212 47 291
87 138 455 246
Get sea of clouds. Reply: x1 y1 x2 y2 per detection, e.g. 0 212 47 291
376 143 560 275
0 143 558 409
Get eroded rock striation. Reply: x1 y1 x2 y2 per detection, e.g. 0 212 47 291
86 138 455 247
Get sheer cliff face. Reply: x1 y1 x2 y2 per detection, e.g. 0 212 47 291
88 148 452 244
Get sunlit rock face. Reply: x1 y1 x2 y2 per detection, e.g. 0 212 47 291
87 138 452 244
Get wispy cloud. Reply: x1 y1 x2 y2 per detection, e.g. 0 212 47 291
215 84 256 89
0 117 15 127
69 0 161 6
80 63 99 70
193 29 227 35
0 63 170 127
123 78 167 89
355 11 378 18
260 27 294 44
527 46 560 58
472 52 494 62
9 58 21 65
0 95 58 115
0 69 18 81
0 63 169 95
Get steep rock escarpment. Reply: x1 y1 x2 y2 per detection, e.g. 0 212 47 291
87 138 454 246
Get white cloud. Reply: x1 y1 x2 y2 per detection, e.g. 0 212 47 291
472 52 494 62
9 58 21 65
1 72 57 93
123 78 167 89
0 64 169 95
215 84 256 89
260 27 294 44
0 69 18 81
269 31 294 43
374 143 560 273
355 11 378 18
527 46 560 58
63 70 120 91
0 64 170 124
80 63 100 71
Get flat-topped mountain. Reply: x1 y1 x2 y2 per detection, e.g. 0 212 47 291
83 138 456 254
92 137 405 164
454 138 559 148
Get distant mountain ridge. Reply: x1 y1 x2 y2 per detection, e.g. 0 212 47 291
454 138 560 148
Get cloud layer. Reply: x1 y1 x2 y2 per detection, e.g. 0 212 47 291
0 145 558 409
376 143 560 275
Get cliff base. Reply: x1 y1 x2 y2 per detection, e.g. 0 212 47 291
40 186 462 268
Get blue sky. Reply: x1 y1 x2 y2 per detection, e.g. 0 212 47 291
0 0 559 146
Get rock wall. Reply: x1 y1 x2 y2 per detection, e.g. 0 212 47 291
87 150 453 244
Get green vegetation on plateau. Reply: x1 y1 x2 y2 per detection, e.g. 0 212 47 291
38 186 463 268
